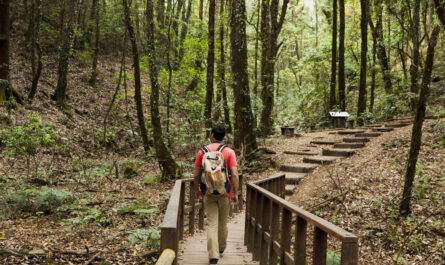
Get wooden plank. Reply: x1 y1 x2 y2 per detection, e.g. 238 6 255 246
253 194 264 261
269 201 280 265
280 208 292 265
248 189 257 252
294 217 307 265
341 240 359 265
260 197 271 265
188 181 196 235
244 186 250 246
313 227 327 265
179 182 185 240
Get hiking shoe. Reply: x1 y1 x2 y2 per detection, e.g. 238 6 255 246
209 258 218 264
219 249 224 257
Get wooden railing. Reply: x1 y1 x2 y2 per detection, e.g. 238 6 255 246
245 173 358 265
160 175 244 265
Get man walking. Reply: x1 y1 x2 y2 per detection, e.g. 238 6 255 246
194 125 239 265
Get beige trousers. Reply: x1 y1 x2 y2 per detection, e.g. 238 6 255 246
204 194 229 259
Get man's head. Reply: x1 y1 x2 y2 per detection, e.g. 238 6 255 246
210 124 226 142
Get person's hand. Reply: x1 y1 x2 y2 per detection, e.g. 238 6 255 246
230 193 238 206
196 190 204 201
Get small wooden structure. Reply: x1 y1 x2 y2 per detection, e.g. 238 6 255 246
330 112 350 129
281 126 295 136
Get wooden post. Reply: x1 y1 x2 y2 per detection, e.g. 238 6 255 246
248 188 257 252
238 174 243 211
269 201 280 265
253 194 264 261
280 175 285 198
313 227 327 265
179 181 185 240
260 197 271 265
188 181 195 234
341 240 359 265
244 185 251 245
160 228 178 265
280 208 292 265
294 216 307 265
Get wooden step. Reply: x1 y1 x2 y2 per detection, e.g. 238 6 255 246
285 185 296 195
333 143 365 149
310 140 338 145
355 132 381 137
280 163 318 173
303 156 341 165
337 130 366 135
372 127 394 132
284 172 306 184
283 150 318 156
343 137 370 143
322 148 355 157
385 123 410 128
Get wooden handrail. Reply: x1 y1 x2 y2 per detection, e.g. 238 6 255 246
245 174 358 265
159 175 244 265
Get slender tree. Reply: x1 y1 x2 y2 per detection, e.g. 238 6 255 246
230 0 257 154
54 0 77 108
0 0 10 103
399 25 441 216
259 0 289 136
338 0 346 111
89 0 100 87
178 0 192 63
329 0 337 110
146 0 180 179
204 0 216 135
156 0 165 28
433 0 445 26
122 0 150 152
357 0 368 126
409 0 421 110
28 0 43 103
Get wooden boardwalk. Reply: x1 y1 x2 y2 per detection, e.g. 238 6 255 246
178 213 257 265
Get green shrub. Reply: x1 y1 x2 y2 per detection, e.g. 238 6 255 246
127 228 160 247
35 188 72 214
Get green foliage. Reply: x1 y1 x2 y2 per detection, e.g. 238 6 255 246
143 174 160 185
127 228 160 247
327 250 341 265
120 158 143 179
34 187 72 214
112 201 158 218
61 207 110 227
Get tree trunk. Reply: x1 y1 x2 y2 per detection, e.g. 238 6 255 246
146 0 180 179
28 0 42 103
338 0 346 111
329 0 337 110
399 25 441 216
315 0 319 48
229 0 257 155
434 0 445 26
253 0 260 128
409 0 421 111
374 0 392 94
357 0 368 126
370 21 376 113
0 0 10 103
204 0 216 136
199 0 204 20
259 0 289 136
156 0 165 28
54 0 76 108
178 0 192 64
89 0 100 87
122 0 150 152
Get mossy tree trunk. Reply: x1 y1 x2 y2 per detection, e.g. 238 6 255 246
178 0 192 64
0 0 10 103
146 0 180 180
338 0 345 111
434 0 445 27
409 0 421 111
230 0 257 155
329 0 337 111
204 0 216 136
122 0 150 152
357 0 368 126
399 25 441 216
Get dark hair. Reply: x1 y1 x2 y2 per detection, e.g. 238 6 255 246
211 124 226 141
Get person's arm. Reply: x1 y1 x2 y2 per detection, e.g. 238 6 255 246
229 166 239 205
193 166 203 200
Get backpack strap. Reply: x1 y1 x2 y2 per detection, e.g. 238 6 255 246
217 144 226 152
201 146 210 153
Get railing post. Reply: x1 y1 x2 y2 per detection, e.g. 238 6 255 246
313 227 327 265
280 175 285 198
280 208 291 265
160 228 178 265
253 194 264 261
244 184 250 246
188 181 196 235
294 216 307 265
260 197 271 265
340 240 359 265
179 181 185 240
269 201 280 265
237 174 243 211
248 188 257 252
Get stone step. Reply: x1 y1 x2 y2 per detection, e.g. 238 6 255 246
385 123 410 128
333 143 365 149
303 156 341 165
355 132 382 138
285 185 296 195
372 127 394 132
279 163 318 173
283 172 306 184
337 130 366 135
343 137 370 143
283 150 318 156
322 148 356 157
310 140 338 145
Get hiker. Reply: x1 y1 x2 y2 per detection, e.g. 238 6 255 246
193 124 239 265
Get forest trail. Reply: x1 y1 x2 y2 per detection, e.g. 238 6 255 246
178 213 256 265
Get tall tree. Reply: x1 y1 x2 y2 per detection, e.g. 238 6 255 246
230 0 257 154
409 0 421 110
146 0 180 179
156 0 165 28
0 0 10 103
433 0 445 26
28 0 43 103
89 0 100 87
54 0 77 108
199 0 204 20
204 0 216 135
338 0 346 111
259 0 289 136
399 25 441 216
357 0 368 126
122 0 150 152
329 0 337 110
178 0 192 63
